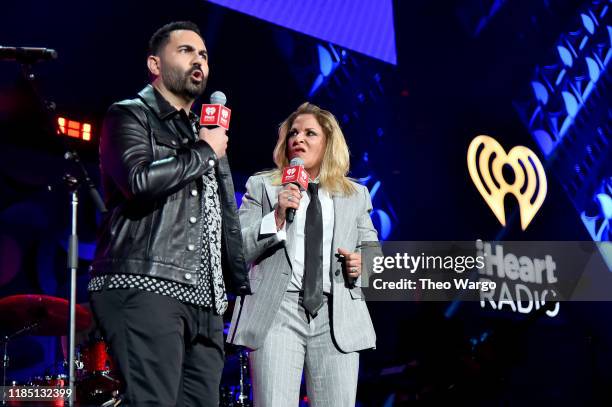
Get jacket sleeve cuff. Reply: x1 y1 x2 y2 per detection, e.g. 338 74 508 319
193 140 218 170
260 210 287 241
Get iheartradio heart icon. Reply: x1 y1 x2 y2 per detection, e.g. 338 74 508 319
281 165 309 190
467 135 547 231
200 104 231 130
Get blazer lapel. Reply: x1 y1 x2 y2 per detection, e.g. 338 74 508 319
331 193 346 285
264 182 280 210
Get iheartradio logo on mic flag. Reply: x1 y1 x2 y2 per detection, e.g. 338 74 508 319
200 104 231 130
281 165 309 190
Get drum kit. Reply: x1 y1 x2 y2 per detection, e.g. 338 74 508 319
0 295 256 406
0 294 121 406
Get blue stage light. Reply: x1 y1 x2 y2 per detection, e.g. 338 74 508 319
558 45 573 67
586 56 600 81
531 81 549 105
561 91 579 117
372 209 392 240
581 13 595 35
317 45 334 77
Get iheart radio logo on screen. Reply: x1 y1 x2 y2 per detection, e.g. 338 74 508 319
467 135 547 231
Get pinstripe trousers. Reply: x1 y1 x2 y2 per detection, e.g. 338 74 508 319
249 291 359 407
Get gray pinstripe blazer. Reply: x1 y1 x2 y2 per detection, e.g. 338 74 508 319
227 174 377 352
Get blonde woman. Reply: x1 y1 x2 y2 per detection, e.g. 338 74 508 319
228 103 378 407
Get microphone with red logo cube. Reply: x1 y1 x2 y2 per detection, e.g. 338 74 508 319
281 157 309 223
200 91 231 130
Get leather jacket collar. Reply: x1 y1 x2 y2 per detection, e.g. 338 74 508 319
138 84 198 122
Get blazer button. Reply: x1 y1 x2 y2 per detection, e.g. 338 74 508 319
182 138 189 144
335 270 341 276
189 216 197 224
171 140 177 146
185 273 192 280
187 244 195 251
208 159 215 166
191 189 198 197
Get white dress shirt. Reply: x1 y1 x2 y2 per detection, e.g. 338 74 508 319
260 186 334 293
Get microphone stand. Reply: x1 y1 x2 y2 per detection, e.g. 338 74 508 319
236 349 252 407
65 173 79 407
19 61 107 407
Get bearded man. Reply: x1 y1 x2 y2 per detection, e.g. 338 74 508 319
88 21 250 407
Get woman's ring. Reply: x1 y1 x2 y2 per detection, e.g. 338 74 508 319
288 196 294 202
351 267 358 273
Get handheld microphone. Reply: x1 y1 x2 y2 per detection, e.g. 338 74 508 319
200 90 231 130
281 157 309 223
0 46 58 63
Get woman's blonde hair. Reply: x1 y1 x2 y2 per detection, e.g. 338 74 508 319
265 102 356 196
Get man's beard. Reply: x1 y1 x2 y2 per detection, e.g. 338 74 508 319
162 64 207 100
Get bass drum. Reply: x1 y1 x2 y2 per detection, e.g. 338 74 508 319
77 339 122 406
81 340 116 375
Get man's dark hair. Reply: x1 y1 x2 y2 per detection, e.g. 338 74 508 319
149 21 202 56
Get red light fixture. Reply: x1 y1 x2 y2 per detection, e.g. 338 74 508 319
57 116 93 142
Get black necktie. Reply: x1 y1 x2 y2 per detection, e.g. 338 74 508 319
303 182 324 316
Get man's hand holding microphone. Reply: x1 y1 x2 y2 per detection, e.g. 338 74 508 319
199 126 227 158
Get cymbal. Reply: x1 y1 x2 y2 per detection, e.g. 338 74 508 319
0 294 92 336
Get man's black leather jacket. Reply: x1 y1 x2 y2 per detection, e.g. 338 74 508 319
91 85 250 295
